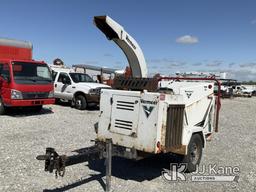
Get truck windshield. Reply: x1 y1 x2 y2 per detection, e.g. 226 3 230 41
13 62 52 84
69 73 94 83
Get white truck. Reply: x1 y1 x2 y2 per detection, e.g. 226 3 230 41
37 16 221 192
50 66 111 109
232 85 254 97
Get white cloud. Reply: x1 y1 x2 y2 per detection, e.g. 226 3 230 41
228 62 236 68
176 35 199 44
239 62 256 68
206 60 223 67
104 53 113 57
251 19 256 25
230 69 256 81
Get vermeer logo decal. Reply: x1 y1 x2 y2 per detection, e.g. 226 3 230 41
126 35 136 49
142 105 154 118
141 99 157 105
185 90 193 99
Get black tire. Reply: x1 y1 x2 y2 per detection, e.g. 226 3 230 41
0 98 5 115
181 134 203 173
74 95 87 110
55 98 61 104
33 105 43 112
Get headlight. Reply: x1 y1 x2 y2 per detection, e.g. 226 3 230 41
11 89 23 99
89 88 99 95
48 91 54 98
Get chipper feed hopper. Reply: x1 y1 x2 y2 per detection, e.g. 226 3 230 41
37 16 221 192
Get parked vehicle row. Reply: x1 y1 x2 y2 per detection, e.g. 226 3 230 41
214 79 256 98
0 38 111 115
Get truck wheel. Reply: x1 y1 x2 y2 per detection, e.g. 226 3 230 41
33 105 43 112
181 134 203 173
75 95 87 110
55 98 60 104
0 98 5 115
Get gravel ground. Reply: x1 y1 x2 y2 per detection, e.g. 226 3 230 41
0 98 256 192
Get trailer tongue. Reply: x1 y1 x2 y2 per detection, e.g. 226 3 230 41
36 16 221 192
36 144 104 178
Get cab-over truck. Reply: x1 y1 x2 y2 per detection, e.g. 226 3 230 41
0 38 55 115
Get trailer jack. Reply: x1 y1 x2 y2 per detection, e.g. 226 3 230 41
36 139 113 192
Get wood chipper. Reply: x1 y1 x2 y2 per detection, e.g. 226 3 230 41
37 15 221 192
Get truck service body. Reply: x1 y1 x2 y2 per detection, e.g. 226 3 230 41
0 38 55 114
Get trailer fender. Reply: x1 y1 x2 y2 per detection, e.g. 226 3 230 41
180 130 205 156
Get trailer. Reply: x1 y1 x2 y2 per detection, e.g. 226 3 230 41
37 16 221 192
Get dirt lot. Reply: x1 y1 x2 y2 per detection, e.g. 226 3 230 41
0 98 256 192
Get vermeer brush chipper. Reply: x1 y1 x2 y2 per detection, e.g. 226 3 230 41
36 15 221 191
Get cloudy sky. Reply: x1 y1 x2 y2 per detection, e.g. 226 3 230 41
0 0 256 81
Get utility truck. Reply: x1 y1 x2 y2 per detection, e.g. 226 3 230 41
0 38 55 115
37 16 221 192
50 65 111 110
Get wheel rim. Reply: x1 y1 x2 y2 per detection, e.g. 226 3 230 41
76 99 82 109
190 143 200 165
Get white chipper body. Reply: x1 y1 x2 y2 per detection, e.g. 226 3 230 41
97 80 216 157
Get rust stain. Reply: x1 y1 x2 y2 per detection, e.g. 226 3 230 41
165 145 187 155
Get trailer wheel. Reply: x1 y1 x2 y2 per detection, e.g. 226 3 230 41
182 134 203 173
0 98 5 115
74 95 87 110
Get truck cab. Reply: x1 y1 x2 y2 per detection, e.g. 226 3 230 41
51 66 111 110
0 38 55 115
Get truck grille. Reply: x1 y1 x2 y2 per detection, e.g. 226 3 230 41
94 87 111 95
95 88 101 95
165 105 185 148
22 92 49 99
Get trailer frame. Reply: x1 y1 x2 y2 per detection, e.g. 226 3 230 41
36 76 221 192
